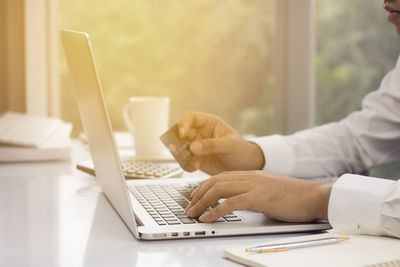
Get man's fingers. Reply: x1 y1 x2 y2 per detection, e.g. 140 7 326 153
190 136 238 155
182 156 203 172
179 112 195 138
198 194 249 222
186 181 250 218
186 173 235 211
179 111 211 138
190 171 253 206
187 172 252 212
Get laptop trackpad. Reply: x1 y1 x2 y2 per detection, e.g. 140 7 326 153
234 210 285 225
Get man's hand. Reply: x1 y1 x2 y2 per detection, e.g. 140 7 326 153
179 111 265 175
185 171 333 223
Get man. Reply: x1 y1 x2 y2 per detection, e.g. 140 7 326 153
180 0 400 238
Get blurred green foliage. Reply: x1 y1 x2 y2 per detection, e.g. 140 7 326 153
315 0 400 179
315 0 400 125
59 0 275 136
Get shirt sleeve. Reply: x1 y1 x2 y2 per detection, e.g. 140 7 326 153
250 57 400 178
247 135 296 175
328 174 400 238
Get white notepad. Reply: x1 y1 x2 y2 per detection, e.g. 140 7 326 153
224 233 400 267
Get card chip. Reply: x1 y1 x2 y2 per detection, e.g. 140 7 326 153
160 124 193 168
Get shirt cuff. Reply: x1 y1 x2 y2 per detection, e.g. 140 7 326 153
248 135 296 176
328 174 394 236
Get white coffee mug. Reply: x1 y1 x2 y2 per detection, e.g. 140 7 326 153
123 96 170 158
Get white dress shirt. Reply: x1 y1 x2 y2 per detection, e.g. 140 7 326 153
252 56 400 238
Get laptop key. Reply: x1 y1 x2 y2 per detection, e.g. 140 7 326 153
163 201 177 206
155 209 170 214
165 218 180 222
158 211 174 216
176 214 190 219
167 205 181 210
180 219 196 224
166 221 181 225
161 216 176 220
160 212 174 216
173 211 186 216
152 205 166 210
224 217 242 222
223 213 237 218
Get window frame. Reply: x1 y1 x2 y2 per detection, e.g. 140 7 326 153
1 0 59 117
25 0 59 116
1 0 26 114
274 0 315 134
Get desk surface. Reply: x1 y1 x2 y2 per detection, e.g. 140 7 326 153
0 144 319 267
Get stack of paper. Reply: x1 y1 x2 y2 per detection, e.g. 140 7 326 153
0 119 73 163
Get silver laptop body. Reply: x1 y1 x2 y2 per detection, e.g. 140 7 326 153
61 29 331 240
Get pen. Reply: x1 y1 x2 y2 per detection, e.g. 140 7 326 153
245 236 350 253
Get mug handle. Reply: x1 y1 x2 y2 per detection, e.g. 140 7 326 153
123 102 135 133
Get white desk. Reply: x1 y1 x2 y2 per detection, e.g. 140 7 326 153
0 144 322 267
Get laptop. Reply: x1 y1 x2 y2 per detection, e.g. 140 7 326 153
60 29 331 240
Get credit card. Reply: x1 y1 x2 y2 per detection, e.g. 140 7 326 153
160 123 192 168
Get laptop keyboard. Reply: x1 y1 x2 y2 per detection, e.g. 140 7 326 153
122 161 183 179
128 183 242 225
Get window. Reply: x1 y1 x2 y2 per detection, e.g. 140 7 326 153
59 0 278 136
315 0 400 179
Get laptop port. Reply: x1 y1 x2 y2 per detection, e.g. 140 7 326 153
152 233 167 238
195 231 206 236
171 232 178 237
183 232 190 236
